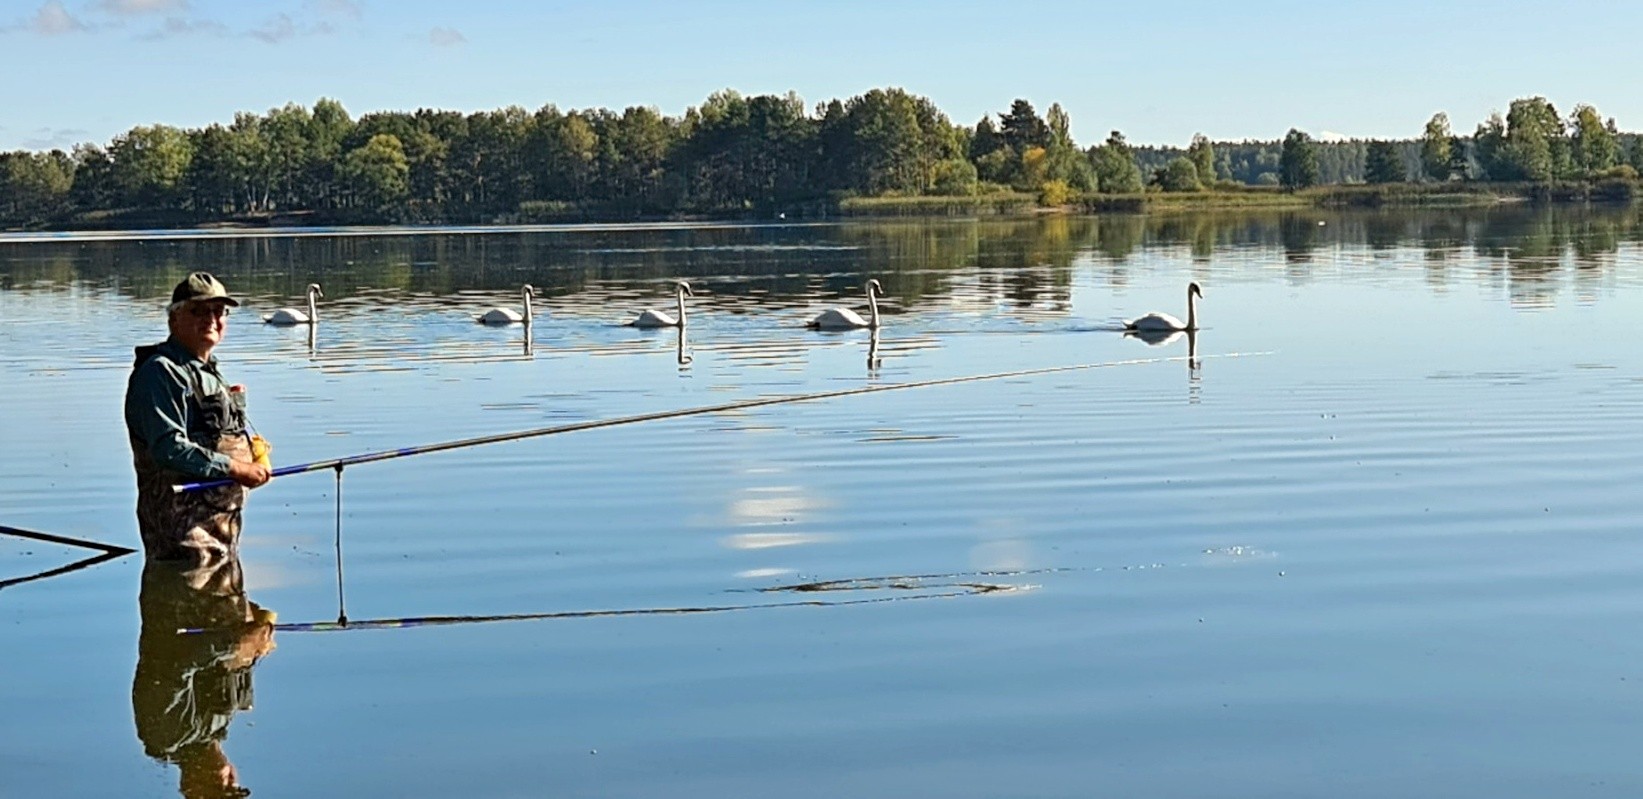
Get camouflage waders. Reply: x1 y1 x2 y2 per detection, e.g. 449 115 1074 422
130 349 251 563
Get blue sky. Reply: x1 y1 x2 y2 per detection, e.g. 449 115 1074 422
2 0 1640 152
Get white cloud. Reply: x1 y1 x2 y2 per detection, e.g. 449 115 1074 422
249 12 296 42
305 0 362 19
1317 130 1350 143
428 25 464 47
139 15 227 40
246 11 341 43
97 0 188 15
25 1 90 35
23 127 90 149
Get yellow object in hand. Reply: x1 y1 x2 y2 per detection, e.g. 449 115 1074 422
250 434 273 468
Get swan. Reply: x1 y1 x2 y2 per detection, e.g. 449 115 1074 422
1124 281 1201 332
264 283 322 325
629 281 692 328
808 279 882 330
478 284 536 325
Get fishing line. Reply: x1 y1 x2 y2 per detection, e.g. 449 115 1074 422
175 350 1267 494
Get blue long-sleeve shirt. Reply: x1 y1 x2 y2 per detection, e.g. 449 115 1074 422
124 339 235 479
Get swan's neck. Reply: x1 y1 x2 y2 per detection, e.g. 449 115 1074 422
307 289 318 322
676 287 687 326
523 289 533 324
867 285 879 328
1185 288 1197 331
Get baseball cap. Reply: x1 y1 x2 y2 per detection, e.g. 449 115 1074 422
168 272 240 310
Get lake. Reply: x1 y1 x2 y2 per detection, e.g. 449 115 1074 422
4 207 1643 797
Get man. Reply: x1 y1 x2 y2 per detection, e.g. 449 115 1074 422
125 272 271 562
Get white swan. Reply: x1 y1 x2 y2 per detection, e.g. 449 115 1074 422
808 279 882 330
1125 281 1201 332
264 283 322 325
629 281 692 328
478 284 536 325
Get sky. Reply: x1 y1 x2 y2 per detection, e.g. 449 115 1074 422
2 0 1642 153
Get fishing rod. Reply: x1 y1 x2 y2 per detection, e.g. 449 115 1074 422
0 525 134 592
176 350 1266 494
0 524 136 556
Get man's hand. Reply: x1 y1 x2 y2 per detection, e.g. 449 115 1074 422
228 459 272 488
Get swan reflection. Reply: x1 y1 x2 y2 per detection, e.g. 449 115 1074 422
1124 327 1201 373
677 326 692 367
867 328 882 375
132 557 275 799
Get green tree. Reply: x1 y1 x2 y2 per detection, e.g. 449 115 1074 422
1045 103 1074 149
837 88 955 196
1036 103 1093 191
0 150 74 224
1503 96 1562 181
184 124 243 214
969 116 1005 161
999 99 1049 155
1472 113 1507 180
340 133 409 219
1445 134 1470 180
1279 129 1318 189
1364 140 1404 184
1038 178 1071 206
598 105 678 212
547 111 600 202
1420 113 1452 181
307 97 354 208
930 157 979 195
1187 133 1215 184
109 124 194 208
672 90 817 211
975 148 1015 186
1570 104 1618 175
261 102 314 208
1091 130 1143 193
68 144 116 211
228 112 274 210
1158 156 1202 191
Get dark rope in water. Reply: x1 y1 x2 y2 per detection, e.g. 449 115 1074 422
175 350 1265 493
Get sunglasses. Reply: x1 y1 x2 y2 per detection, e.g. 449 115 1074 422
187 304 232 319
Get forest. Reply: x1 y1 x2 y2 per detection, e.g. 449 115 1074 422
2 89 1639 229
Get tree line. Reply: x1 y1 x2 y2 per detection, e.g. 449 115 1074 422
2 90 1639 228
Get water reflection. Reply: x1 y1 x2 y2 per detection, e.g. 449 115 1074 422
3 206 1640 322
132 558 275 799
676 326 690 368
1123 327 1201 401
867 328 882 375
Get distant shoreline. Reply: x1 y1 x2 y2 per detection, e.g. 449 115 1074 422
4 180 1636 236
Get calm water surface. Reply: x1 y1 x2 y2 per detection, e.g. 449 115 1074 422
3 209 1643 797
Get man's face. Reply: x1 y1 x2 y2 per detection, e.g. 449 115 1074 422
170 300 231 356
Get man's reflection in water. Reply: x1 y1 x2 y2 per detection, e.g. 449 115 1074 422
132 558 275 799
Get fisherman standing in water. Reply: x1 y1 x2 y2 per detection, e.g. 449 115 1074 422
125 273 272 562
